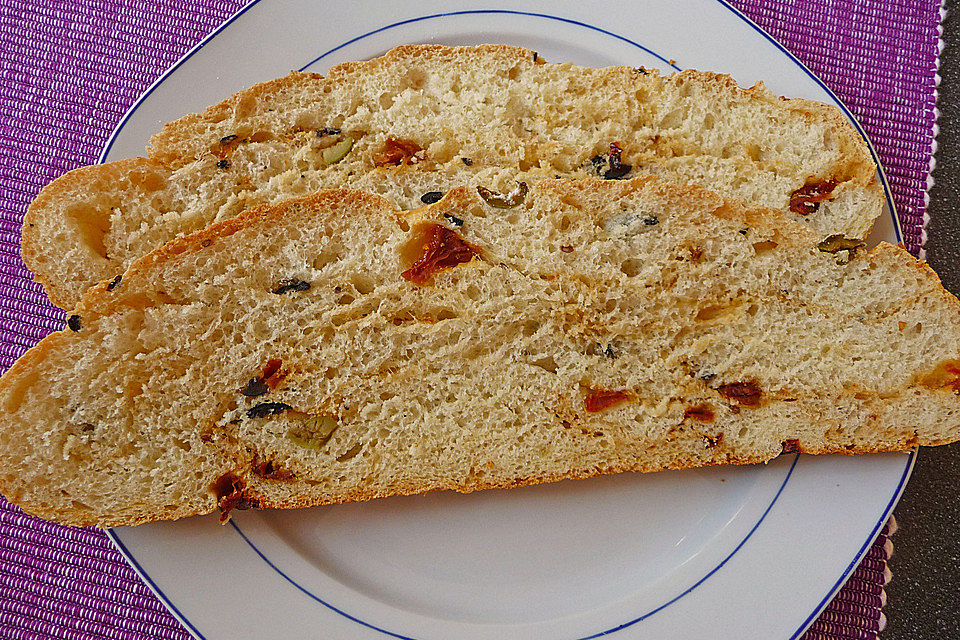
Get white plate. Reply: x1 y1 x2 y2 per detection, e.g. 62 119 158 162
103 1 912 638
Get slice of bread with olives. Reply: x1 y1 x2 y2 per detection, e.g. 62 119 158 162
23 44 882 310
1 176 955 528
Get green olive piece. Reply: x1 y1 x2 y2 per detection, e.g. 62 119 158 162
322 136 354 165
287 414 339 449
817 234 865 264
477 182 528 208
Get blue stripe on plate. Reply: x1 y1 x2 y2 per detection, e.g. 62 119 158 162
229 454 799 639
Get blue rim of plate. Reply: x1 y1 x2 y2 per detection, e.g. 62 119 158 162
102 4 913 639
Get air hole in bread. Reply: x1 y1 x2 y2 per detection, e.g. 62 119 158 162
234 94 257 119
378 92 395 110
66 204 110 260
129 168 166 192
696 304 732 322
405 67 427 90
752 240 778 254
312 250 341 271
659 107 684 129
621 258 643 277
71 499 94 513
350 274 375 295
528 356 558 374
522 320 540 337
336 443 363 462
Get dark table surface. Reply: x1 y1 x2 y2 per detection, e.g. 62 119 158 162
883 2 960 637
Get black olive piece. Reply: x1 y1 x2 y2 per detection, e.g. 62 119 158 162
67 315 81 332
738 228 749 235
246 402 293 419
700 372 716 381
590 155 606 173
642 215 659 226
220 134 238 144
317 127 341 136
420 191 444 204
217 159 231 169
272 279 311 295
533 52 538 62
107 275 122 291
241 378 270 397
461 157 473 166
603 164 633 180
443 213 465 227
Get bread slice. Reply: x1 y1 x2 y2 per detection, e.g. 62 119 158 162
1 176 956 528
22 44 883 310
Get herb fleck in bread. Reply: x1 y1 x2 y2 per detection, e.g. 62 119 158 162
23 44 883 310
1 176 956 528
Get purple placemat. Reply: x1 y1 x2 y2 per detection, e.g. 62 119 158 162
0 1 943 638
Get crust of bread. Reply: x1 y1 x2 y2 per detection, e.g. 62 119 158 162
24 44 883 310
6 177 950 528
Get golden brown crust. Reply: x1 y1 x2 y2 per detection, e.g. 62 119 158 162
4 177 946 527
26 44 882 310
21 158 167 310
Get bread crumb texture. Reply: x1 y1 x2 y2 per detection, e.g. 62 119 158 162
21 44 883 309
1 177 956 527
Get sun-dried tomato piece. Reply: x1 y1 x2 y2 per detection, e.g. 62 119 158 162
948 365 960 394
684 404 715 423
789 179 838 215
717 381 762 407
211 472 257 523
781 439 801 454
401 224 482 285
918 361 960 394
241 359 284 397
261 359 282 388
584 389 630 413
374 136 422 166
253 458 295 481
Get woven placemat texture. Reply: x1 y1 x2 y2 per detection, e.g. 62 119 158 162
0 1 942 638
